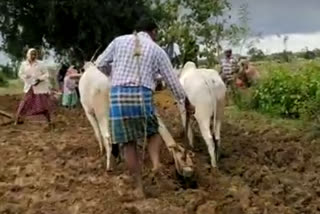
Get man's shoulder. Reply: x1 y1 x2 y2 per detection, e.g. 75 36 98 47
151 42 168 57
113 34 128 41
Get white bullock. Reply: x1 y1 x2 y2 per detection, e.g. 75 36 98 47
78 62 194 176
179 62 226 167
78 62 112 170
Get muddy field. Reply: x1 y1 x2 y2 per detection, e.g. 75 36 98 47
1 91 320 214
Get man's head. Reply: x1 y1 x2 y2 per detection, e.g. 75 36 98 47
224 49 232 58
135 16 158 41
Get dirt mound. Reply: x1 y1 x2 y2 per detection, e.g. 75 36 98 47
0 92 320 214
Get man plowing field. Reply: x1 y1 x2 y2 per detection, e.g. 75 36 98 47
95 16 195 198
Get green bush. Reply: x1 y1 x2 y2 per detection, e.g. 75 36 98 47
0 72 9 87
0 64 17 79
250 61 320 119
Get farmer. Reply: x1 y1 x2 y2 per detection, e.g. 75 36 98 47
15 48 55 125
220 49 238 87
95 16 195 198
219 49 239 105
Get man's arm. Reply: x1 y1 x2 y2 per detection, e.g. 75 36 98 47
95 39 116 76
156 48 186 105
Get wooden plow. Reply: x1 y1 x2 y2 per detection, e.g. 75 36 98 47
0 110 14 126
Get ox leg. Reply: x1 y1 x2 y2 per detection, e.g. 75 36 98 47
213 98 225 162
187 121 194 148
180 108 194 148
212 118 221 163
198 118 217 168
97 116 112 171
84 109 104 156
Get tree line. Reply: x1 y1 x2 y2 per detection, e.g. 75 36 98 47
0 0 249 66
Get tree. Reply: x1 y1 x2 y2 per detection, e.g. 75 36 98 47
229 3 250 53
0 0 242 67
275 34 290 62
152 0 244 66
229 3 262 55
247 47 265 61
182 0 234 66
151 0 199 65
0 0 153 63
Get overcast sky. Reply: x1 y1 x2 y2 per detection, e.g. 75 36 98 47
228 0 320 54
1 0 320 64
230 0 320 35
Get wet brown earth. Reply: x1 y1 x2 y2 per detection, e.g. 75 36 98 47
0 91 320 214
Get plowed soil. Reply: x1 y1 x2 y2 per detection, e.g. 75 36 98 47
1 91 320 214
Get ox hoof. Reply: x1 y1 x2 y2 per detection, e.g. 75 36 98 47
182 167 194 178
210 161 218 169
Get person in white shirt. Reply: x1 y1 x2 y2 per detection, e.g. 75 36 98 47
15 48 55 125
165 40 181 68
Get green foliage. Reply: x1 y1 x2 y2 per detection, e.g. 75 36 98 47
183 0 232 65
0 0 153 62
0 0 244 66
249 62 320 120
247 47 265 61
0 64 17 79
232 88 255 110
154 0 243 67
0 72 9 87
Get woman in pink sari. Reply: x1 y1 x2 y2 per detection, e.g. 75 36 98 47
15 48 55 125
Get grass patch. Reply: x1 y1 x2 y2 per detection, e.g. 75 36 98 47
0 79 23 95
225 105 305 133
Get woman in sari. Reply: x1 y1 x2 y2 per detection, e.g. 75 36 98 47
62 67 81 108
15 48 55 125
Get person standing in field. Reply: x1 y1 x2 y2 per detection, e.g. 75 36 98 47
62 67 80 109
15 48 55 125
219 49 239 105
220 49 238 87
95 16 195 199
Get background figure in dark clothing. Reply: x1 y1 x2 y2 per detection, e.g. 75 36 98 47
57 64 69 92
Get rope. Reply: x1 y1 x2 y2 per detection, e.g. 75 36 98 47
133 31 148 162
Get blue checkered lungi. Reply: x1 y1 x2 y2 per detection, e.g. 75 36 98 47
109 86 159 144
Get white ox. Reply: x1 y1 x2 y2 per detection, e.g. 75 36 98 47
78 62 112 169
78 62 194 177
179 62 226 168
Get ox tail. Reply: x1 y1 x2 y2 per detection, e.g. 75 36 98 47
92 111 106 155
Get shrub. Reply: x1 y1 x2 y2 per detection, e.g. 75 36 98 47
238 61 320 120
0 72 9 87
0 64 17 79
